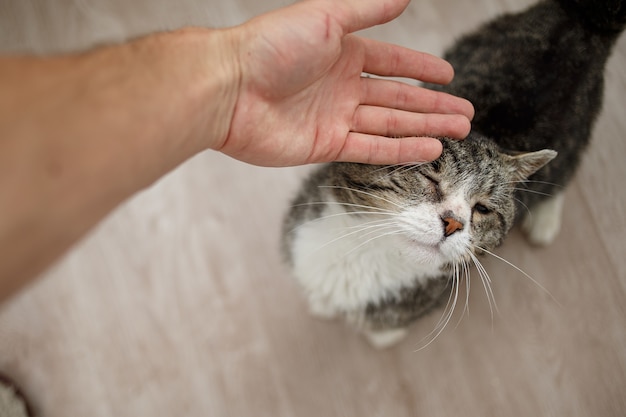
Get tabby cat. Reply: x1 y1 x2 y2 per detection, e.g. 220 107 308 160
281 0 625 348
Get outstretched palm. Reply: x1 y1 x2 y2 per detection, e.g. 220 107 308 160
220 0 474 166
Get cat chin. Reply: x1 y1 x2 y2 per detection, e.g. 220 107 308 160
402 234 470 270
402 241 448 268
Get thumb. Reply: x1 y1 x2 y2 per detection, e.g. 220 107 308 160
331 0 411 34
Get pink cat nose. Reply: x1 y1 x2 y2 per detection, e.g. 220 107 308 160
442 216 464 237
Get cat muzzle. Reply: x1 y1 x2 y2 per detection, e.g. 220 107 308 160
442 216 464 237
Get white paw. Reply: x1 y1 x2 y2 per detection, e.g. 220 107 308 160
308 298 338 320
522 193 565 246
364 328 408 349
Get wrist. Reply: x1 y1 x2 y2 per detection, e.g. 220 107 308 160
169 27 242 155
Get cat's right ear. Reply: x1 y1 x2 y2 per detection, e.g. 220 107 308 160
504 149 558 181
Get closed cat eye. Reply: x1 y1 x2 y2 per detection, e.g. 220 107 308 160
422 173 439 185
473 203 491 214
421 173 443 198
420 173 440 189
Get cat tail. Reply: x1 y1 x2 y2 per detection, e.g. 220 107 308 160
557 0 626 33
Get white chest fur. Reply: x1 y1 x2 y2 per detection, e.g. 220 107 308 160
289 202 446 314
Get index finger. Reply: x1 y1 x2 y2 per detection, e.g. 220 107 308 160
360 37 455 85
328 0 411 34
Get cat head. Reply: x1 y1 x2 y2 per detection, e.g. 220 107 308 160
331 133 556 270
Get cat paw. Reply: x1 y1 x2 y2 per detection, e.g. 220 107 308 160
364 328 408 349
308 299 338 320
522 193 565 246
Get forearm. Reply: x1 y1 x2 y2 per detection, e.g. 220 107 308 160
0 28 239 301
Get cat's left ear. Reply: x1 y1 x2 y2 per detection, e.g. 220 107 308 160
504 149 557 181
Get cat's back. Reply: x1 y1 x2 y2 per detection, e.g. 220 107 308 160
432 0 625 205
439 0 622 148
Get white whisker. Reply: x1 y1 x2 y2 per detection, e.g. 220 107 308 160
341 229 405 258
422 276 456 344
472 244 561 308
372 162 428 182
469 252 499 325
291 201 395 213
332 215 398 230
513 196 532 217
318 185 407 210
369 163 413 178
462 259 471 319
451 260 472 330
504 179 563 188
291 211 396 233
311 222 400 254
513 188 554 197
415 273 459 352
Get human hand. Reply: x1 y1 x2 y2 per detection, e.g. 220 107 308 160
213 0 474 167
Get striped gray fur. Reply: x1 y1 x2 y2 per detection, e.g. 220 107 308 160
282 0 625 345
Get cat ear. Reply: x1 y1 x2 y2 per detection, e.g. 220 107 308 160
504 149 557 181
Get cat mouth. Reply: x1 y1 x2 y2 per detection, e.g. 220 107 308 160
406 237 443 257
406 235 471 264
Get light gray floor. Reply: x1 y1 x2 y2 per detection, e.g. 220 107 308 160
0 0 625 416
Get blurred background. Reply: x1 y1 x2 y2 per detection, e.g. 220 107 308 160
0 0 625 416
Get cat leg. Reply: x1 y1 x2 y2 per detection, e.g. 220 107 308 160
522 192 565 246
307 297 338 320
363 328 408 349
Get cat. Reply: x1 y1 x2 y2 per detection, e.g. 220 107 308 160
428 0 626 245
281 0 625 349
